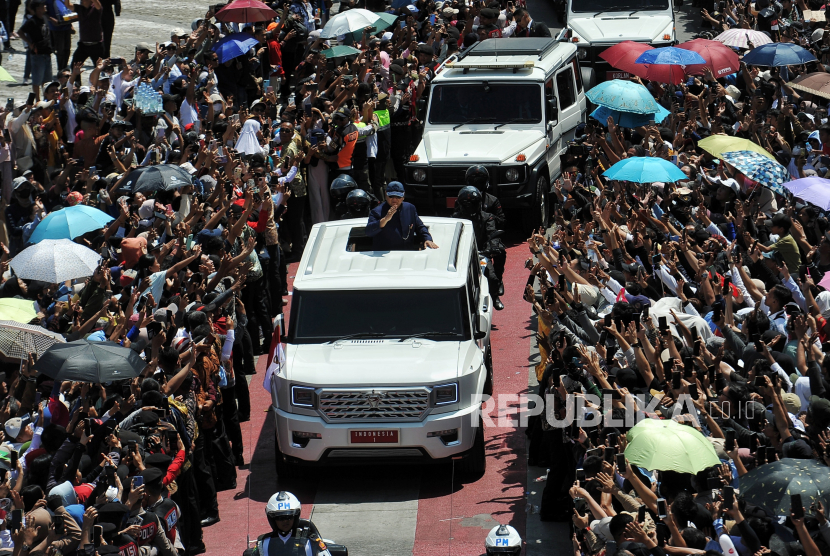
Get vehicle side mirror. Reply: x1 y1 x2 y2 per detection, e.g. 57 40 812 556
327 544 348 556
547 98 558 123
474 330 487 340
477 313 488 333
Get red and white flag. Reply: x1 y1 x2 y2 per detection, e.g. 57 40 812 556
263 314 285 392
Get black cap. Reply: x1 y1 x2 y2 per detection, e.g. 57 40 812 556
137 410 160 426
416 44 433 55
389 63 405 76
140 466 165 487
144 453 173 471
480 7 500 18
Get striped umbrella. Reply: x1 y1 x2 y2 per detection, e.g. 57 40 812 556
713 29 773 49
0 321 65 359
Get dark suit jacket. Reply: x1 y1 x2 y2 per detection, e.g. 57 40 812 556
514 20 551 38
365 201 432 250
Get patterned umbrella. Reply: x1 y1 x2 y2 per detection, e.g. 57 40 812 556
0 299 37 323
713 29 773 50
0 321 65 359
719 150 790 196
698 135 776 161
10 239 101 284
586 80 660 114
34 340 146 383
740 459 830 517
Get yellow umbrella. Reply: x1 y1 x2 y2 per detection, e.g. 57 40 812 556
698 135 776 161
0 67 15 83
0 298 37 323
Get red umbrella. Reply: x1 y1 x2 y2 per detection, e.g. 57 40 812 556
215 0 277 23
599 41 686 84
678 38 740 78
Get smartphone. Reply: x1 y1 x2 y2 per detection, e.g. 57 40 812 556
132 475 144 488
94 525 103 546
9 450 18 468
672 371 682 390
429 14 436 24
34 391 41 406
153 408 168 419
615 452 626 470
652 254 661 265
603 446 616 464
656 498 667 518
694 339 701 356
688 383 698 400
304 103 312 118
399 20 406 28
723 275 732 289
558 275 566 292
573 497 588 514
26 92 36 106
723 486 734 508
576 468 585 482
658 316 668 332
309 135 318 147
638 505 647 523
725 429 736 452
791 494 804 518
766 446 777 462
54 514 65 535
8 509 22 532
2 128 10 142
586 447 602 458
5 98 12 111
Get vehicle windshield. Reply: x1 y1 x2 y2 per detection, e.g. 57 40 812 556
572 0 668 12
289 288 470 343
429 84 542 124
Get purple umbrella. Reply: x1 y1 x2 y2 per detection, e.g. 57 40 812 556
783 177 830 210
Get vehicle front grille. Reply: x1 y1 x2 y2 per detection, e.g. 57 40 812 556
318 389 430 422
430 167 469 186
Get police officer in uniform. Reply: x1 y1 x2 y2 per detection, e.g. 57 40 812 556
131 473 178 556
484 524 523 555
97 502 141 556
453 186 505 310
341 189 374 219
243 492 331 556
330 174 359 218
140 467 183 552
372 92 392 199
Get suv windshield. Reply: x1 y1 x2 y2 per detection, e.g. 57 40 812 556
573 0 668 12
429 84 542 124
289 288 470 343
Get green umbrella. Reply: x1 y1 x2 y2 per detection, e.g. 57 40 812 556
740 459 830 517
0 298 37 324
347 12 397 42
321 45 362 59
624 418 721 474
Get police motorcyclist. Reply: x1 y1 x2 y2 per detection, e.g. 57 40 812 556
485 524 523 556
243 492 331 556
464 165 507 297
341 189 373 219
453 186 505 311
330 174 358 218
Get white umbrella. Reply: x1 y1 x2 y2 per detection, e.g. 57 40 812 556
10 239 101 284
320 9 381 38
0 321 65 359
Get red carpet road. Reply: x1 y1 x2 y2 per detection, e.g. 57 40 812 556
203 240 535 556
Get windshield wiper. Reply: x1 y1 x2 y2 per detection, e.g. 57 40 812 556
326 332 387 344
398 332 459 342
594 10 606 16
452 117 496 131
629 10 641 15
494 118 537 130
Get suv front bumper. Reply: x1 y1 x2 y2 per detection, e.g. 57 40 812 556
274 403 480 463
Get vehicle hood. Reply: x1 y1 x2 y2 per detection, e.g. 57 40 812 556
569 14 673 43
286 341 463 386
423 129 544 163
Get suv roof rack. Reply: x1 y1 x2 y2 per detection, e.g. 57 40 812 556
460 37 558 61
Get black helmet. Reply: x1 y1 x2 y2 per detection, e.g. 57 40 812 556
330 174 358 203
457 186 482 216
346 189 372 216
465 165 489 190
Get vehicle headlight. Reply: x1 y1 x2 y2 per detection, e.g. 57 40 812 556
412 168 427 182
577 48 587 60
433 383 458 406
291 386 317 408
505 168 520 182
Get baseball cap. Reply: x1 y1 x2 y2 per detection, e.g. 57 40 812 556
386 181 405 197
136 42 153 52
5 415 30 440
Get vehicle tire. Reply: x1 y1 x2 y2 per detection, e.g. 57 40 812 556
274 436 303 483
521 172 550 234
483 345 494 397
456 418 486 477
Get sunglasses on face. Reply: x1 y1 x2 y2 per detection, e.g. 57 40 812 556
279 128 292 133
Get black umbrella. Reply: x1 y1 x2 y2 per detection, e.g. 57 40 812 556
739 458 830 517
125 164 193 194
34 340 146 383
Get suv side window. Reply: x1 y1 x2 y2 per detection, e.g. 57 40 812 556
570 58 583 93
468 248 480 311
556 68 576 110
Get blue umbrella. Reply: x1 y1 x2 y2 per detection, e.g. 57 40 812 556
741 43 816 67
586 80 660 115
211 33 259 63
635 47 706 66
29 205 114 243
603 157 688 183
590 103 671 129
720 150 790 195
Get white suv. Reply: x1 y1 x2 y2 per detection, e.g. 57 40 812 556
269 217 493 477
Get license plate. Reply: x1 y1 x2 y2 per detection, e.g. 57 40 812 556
607 71 631 80
350 430 399 444
445 197 457 209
